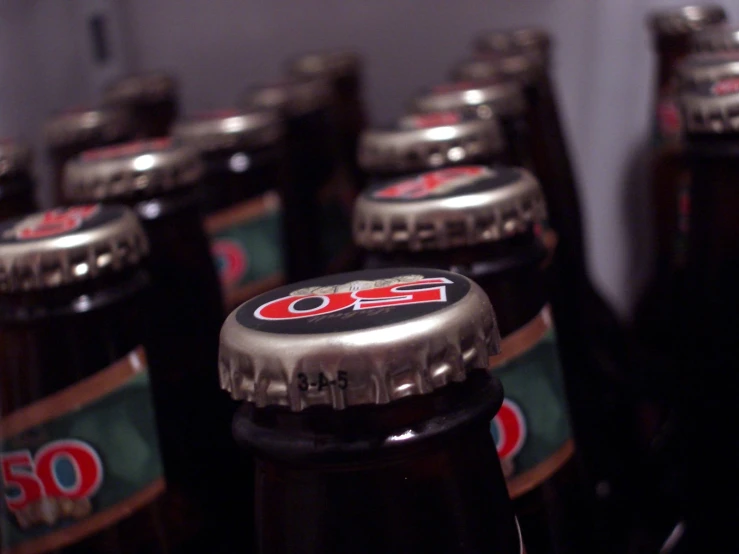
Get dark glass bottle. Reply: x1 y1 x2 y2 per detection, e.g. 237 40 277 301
0 139 37 220
0 205 200 553
61 140 248 551
635 6 727 328
220 267 524 554
103 72 179 138
242 78 357 281
660 51 739 551
173 109 288 310
288 50 368 191
354 166 594 554
43 107 132 205
460 30 638 530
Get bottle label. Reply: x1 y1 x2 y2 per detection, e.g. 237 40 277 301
489 307 574 499
0 348 165 554
654 93 682 147
205 191 285 309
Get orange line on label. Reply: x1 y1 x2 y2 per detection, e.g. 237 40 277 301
0 347 147 439
507 439 575 499
204 192 279 234
489 307 551 369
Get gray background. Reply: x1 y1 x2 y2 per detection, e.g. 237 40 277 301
2 0 737 315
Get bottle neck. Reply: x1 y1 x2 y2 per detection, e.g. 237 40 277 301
362 234 548 337
235 370 522 554
652 36 691 143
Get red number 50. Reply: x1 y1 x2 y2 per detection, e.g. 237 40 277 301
1 440 104 512
255 277 453 321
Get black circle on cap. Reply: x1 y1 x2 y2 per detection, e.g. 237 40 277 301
235 268 471 335
363 166 523 204
0 205 123 244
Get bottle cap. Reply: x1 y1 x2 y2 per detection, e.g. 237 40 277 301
104 72 178 105
288 50 361 80
63 138 202 201
0 139 32 178
409 80 527 119
0 205 147 292
474 27 552 56
172 109 283 152
353 165 546 251
219 267 499 410
241 78 333 117
691 24 739 52
451 53 544 86
359 114 504 175
43 107 132 149
677 51 739 133
648 5 727 37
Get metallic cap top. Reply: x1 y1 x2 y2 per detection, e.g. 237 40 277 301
104 72 178 105
0 139 33 178
172 109 283 152
288 50 361 79
353 165 546 252
241 78 333 117
0 205 148 292
410 80 527 119
359 114 505 175
219 267 499 411
44 107 132 149
648 5 727 37
691 24 739 52
678 51 739 133
451 53 545 86
474 27 552 55
63 138 202 202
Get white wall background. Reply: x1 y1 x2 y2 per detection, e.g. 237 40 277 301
4 0 739 315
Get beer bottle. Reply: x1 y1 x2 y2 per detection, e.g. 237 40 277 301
667 50 739 548
43 107 132 205
456 29 639 523
242 78 357 281
61 140 248 550
354 165 594 554
288 50 368 191
0 205 198 553
103 72 179 138
359 112 506 179
220 267 524 554
0 139 37 220
172 109 287 310
637 6 727 309
409 79 532 169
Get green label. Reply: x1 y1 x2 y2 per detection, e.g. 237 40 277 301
489 308 574 499
207 191 285 309
0 348 165 554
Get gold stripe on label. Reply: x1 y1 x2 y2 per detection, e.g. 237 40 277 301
489 307 552 370
204 191 279 234
5 478 166 554
0 347 147 439
507 439 575 499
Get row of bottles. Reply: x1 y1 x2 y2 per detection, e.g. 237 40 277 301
1 6 738 553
